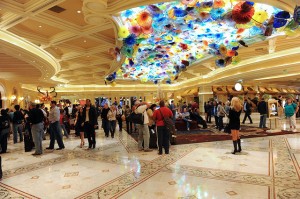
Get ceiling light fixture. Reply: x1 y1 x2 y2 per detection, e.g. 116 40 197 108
234 80 243 91
83 40 87 43
38 25 42 28
77 10 81 13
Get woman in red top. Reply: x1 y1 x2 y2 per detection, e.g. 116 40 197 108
153 100 173 155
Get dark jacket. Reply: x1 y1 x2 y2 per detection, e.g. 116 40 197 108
228 108 242 130
257 101 267 115
0 114 11 130
243 102 252 114
82 105 98 126
13 110 24 124
28 108 44 124
101 107 110 121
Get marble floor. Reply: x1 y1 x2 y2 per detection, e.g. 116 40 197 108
0 114 300 199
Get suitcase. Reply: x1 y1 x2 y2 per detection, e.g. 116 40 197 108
149 128 157 148
24 129 33 152
170 133 176 145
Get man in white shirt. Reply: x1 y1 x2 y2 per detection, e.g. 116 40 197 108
46 101 65 150
134 101 152 152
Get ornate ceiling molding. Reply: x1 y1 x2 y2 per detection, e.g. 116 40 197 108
0 30 64 81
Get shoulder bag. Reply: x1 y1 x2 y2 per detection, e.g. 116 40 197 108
159 109 176 135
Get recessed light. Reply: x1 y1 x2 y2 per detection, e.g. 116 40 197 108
77 10 81 13
38 25 42 28
87 55 90 58
32 60 36 63
83 40 87 43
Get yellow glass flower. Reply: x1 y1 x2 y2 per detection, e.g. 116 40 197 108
118 26 130 38
252 10 268 24
232 56 240 65
111 81 117 87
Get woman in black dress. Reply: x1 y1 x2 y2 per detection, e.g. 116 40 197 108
228 97 242 154
75 106 85 147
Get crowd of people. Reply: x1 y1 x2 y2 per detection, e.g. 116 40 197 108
0 96 298 160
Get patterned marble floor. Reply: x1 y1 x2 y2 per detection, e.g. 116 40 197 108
0 115 300 199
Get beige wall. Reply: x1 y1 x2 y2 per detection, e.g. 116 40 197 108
0 79 24 109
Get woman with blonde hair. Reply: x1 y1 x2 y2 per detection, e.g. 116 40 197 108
228 97 242 154
107 105 117 138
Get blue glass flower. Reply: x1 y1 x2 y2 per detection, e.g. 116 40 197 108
124 34 136 46
122 10 133 18
249 26 263 35
275 11 290 19
245 1 254 6
209 43 219 50
210 8 225 20
129 59 134 66
174 8 188 17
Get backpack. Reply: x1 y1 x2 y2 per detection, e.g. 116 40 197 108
1 118 10 129
127 112 144 124
159 109 176 135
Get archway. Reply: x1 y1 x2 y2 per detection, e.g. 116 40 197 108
0 83 7 109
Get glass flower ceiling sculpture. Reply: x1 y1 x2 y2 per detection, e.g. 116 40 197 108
105 0 300 84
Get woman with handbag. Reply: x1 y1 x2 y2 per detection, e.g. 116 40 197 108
153 100 173 155
228 97 242 154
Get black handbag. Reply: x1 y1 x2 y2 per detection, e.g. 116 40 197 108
224 123 231 134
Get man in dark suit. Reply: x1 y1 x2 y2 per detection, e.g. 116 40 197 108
242 99 253 124
82 99 98 149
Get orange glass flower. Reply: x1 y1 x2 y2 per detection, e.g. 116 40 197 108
141 25 153 34
199 12 210 20
213 0 225 8
137 11 152 27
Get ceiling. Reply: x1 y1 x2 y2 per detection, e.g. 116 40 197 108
0 0 300 97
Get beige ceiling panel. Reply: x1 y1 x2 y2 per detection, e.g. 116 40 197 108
63 37 103 49
12 0 31 4
0 53 42 82
9 19 64 38
95 28 116 40
45 0 87 27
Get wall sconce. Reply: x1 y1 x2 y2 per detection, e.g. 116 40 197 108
19 97 24 101
11 95 17 101
234 80 243 91
1 96 8 101
34 99 40 104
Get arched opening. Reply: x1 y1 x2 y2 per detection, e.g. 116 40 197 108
0 83 7 109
